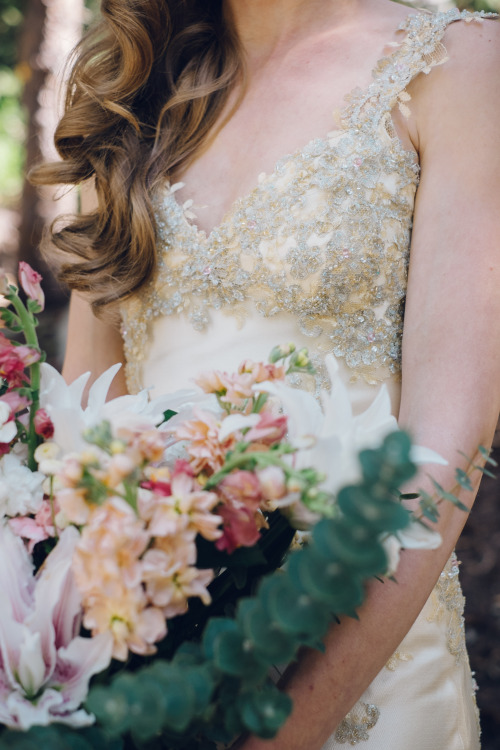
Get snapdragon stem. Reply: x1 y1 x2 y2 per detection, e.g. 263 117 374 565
204 445 296 490
48 477 59 539
10 295 41 471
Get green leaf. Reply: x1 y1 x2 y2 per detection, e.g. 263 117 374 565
211 622 268 681
161 408 178 424
430 479 470 513
237 685 293 738
478 444 498 466
455 468 473 492
237 598 296 663
417 489 440 524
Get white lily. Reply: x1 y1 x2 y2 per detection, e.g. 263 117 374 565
255 355 447 497
255 354 447 560
39 362 203 455
0 522 113 729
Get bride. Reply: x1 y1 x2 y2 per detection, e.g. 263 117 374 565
34 0 499 748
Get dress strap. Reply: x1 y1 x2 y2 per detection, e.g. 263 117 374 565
340 8 498 132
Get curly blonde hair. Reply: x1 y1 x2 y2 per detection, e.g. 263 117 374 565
32 0 242 311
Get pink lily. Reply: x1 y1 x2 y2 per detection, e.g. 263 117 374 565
0 522 112 729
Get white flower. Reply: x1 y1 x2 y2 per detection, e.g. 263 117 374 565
381 522 443 578
0 454 44 517
0 402 16 444
39 362 204 456
255 355 447 498
0 522 113 729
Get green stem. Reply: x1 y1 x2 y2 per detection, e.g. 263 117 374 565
10 295 41 471
204 445 296 490
48 477 59 540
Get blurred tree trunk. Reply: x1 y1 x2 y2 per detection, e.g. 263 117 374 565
17 0 84 308
17 0 84 367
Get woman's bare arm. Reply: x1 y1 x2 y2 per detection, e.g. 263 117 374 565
62 292 128 399
62 177 128 398
237 19 500 750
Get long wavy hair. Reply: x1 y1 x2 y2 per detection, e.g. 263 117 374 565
32 0 242 312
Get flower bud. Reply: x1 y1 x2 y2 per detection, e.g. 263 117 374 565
34 409 54 439
18 262 45 311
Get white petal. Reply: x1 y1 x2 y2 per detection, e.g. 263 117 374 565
0 421 16 443
55 632 113 710
85 363 122 421
254 381 323 438
218 413 260 442
320 355 354 436
396 520 442 550
17 631 46 696
410 445 448 466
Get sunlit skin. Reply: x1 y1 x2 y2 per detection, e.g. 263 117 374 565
64 1 500 747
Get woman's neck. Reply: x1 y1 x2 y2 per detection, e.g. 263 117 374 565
225 0 364 65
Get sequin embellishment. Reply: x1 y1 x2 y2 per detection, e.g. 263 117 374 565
335 703 381 745
427 553 467 665
121 9 496 394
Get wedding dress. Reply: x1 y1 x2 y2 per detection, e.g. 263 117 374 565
120 8 497 748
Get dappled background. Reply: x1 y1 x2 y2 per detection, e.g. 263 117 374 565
0 0 499 746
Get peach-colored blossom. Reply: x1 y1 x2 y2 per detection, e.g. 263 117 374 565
103 452 137 488
73 499 149 594
238 359 286 383
194 369 227 395
148 472 222 541
132 429 165 463
82 581 166 661
57 487 91 526
142 545 213 619
173 407 233 475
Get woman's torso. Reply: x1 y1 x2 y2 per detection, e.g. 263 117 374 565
121 8 496 747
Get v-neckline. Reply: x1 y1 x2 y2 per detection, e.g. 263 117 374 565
164 9 427 246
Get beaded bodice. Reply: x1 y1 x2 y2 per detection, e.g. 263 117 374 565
121 9 495 395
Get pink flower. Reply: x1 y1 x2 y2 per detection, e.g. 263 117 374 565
1 391 29 415
18 262 44 311
215 503 264 554
257 466 287 502
0 333 40 389
0 523 113 729
218 470 263 511
246 412 288 445
34 408 54 439
9 498 59 552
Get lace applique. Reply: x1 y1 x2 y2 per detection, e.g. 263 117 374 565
385 649 413 672
335 702 380 745
427 553 467 665
121 9 497 395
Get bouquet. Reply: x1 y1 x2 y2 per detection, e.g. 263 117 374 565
0 264 490 750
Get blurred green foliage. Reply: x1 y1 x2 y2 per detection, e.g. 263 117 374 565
0 0 26 69
0 1 26 202
0 67 25 201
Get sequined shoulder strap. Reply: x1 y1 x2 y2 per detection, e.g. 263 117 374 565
340 8 498 131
